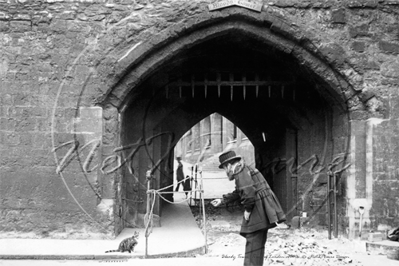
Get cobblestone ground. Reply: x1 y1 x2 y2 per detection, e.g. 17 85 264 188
191 203 396 266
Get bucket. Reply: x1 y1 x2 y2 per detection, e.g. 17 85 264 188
386 249 399 260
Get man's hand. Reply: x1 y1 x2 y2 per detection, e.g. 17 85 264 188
244 210 251 221
211 198 222 207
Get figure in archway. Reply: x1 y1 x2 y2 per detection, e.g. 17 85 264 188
175 156 185 192
211 150 287 266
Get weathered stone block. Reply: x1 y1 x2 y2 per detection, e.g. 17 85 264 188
359 90 375 102
59 11 76 20
103 104 118 120
379 41 399 55
331 8 346 24
318 42 346 67
101 145 117 157
32 133 51 149
347 0 378 8
381 59 399 79
364 60 380 70
10 20 31 31
103 133 118 146
382 78 399 86
389 95 399 118
13 93 30 107
349 24 370 38
352 41 366 53
0 118 16 131
0 21 9 31
15 118 36 132
349 110 369 120
19 132 33 146
50 19 68 33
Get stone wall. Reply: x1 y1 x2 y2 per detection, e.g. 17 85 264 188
0 0 399 238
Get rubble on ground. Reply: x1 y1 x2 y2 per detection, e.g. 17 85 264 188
192 204 364 265
204 228 363 265
264 236 360 266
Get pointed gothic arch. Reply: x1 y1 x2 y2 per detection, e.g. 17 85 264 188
93 8 358 235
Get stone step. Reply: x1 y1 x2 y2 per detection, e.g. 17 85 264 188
366 240 399 261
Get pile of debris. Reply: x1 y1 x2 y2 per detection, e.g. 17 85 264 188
204 222 364 265
193 202 364 265
265 237 361 266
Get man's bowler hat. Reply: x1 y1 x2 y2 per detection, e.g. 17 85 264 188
218 150 241 169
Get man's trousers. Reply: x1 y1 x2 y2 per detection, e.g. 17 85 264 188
243 229 268 266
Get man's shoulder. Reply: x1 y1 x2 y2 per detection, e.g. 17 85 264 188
245 166 260 176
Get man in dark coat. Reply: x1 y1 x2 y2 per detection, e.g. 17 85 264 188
211 150 286 266
175 156 185 192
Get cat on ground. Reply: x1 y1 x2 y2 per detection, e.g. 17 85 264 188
105 231 139 253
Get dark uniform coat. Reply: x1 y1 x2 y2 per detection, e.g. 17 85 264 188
176 161 184 182
183 177 191 191
222 164 286 236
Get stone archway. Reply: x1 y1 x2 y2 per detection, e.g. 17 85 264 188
98 8 357 109
96 8 360 236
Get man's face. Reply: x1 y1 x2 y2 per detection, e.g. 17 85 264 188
222 163 228 171
222 163 231 176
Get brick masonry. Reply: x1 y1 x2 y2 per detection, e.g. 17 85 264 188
0 0 399 238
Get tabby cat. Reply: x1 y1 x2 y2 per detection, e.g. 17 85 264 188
105 231 139 253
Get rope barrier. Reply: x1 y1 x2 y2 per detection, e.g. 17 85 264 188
143 164 207 257
156 175 192 192
157 192 189 204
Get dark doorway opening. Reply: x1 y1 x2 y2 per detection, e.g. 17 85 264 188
119 32 343 231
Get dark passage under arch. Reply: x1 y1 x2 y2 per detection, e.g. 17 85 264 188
116 31 349 232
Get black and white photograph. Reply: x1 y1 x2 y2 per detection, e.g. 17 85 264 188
1 1 399 266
